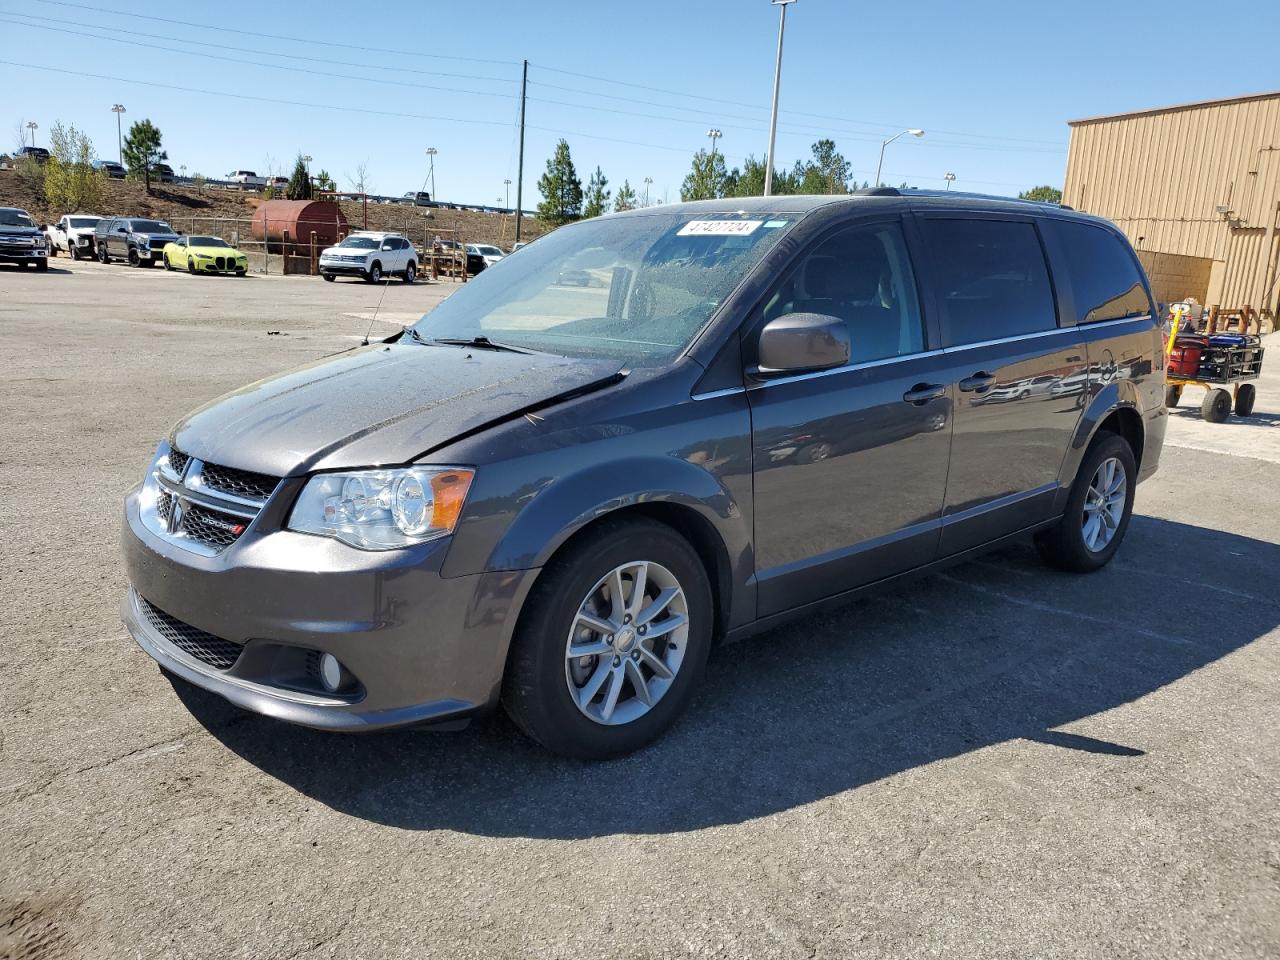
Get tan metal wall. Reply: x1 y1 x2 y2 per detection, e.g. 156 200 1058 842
1136 250 1213 304
1062 93 1280 316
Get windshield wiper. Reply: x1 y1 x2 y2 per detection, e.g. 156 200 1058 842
429 336 538 355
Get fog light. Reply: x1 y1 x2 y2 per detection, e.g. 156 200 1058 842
319 653 343 692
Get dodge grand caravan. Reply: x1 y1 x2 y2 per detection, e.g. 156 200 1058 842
121 190 1166 759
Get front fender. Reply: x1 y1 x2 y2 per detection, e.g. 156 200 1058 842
1058 377 1143 489
489 455 750 574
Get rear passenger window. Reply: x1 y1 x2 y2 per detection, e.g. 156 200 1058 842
1056 221 1150 323
921 219 1057 346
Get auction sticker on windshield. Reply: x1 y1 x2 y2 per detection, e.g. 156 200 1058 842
677 220 763 237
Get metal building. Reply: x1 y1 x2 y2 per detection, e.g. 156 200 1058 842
1063 91 1280 319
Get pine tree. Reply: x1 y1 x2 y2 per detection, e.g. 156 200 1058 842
536 140 583 226
121 119 166 195
680 149 728 201
286 154 312 200
795 140 851 194
614 180 638 212
582 166 610 219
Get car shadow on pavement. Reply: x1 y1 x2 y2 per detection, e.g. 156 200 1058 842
172 514 1279 838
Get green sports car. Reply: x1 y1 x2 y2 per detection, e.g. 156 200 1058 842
162 236 249 276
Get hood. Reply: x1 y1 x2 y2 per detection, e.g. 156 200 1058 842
137 231 180 242
0 224 39 237
172 342 625 477
320 245 370 258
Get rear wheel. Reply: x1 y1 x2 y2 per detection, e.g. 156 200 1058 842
1035 432 1136 573
502 517 713 759
1164 384 1182 408
1201 388 1231 423
1235 383 1257 417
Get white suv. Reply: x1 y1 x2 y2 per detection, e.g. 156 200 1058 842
319 232 417 284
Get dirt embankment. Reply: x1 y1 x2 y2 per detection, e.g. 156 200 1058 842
0 168 544 249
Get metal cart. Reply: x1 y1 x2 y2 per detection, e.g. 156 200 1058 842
1164 307 1264 422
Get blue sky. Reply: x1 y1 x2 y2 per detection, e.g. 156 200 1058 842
3 0 1278 206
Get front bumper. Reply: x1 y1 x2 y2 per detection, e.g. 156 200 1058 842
319 260 371 276
121 486 538 731
0 246 46 262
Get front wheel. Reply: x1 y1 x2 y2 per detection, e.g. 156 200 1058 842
187 258 196 275
127 248 140 267
402 261 415 284
1201 388 1231 423
1035 432 1136 573
502 517 713 759
98 246 110 264
163 254 173 271
365 262 382 283
322 272 336 282
34 258 48 272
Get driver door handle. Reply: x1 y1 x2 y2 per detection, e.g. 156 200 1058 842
903 382 946 405
958 371 997 393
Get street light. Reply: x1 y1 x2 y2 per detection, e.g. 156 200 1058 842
643 176 653 206
763 0 798 197
503 178 511 209
875 128 924 188
25 121 37 148
425 147 437 200
111 104 126 165
944 172 956 191
706 128 722 159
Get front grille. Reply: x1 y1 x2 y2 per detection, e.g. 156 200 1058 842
180 503 246 548
157 490 174 525
167 450 191 478
199 462 279 501
138 596 243 670
215 256 226 270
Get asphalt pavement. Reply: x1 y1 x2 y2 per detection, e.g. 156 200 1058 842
1 259 1277 959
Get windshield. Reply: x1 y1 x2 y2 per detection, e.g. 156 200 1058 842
339 237 379 249
189 236 229 248
478 246 503 256
0 210 36 228
69 217 99 227
131 220 173 233
411 212 793 364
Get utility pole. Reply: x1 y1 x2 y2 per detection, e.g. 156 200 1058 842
515 58 528 243
112 104 126 165
763 0 797 197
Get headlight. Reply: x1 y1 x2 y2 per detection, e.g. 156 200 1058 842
196 253 213 259
289 467 474 550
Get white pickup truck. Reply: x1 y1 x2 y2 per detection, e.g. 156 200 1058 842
228 170 267 190
46 214 103 260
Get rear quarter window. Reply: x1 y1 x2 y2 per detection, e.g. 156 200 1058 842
919 218 1058 347
1055 221 1152 324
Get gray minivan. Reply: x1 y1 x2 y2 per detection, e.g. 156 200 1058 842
121 191 1166 758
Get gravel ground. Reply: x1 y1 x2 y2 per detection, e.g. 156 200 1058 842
2 259 1278 959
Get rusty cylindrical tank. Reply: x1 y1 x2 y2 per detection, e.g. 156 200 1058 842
251 200 348 253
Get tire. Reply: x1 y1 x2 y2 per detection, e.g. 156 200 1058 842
322 272 335 282
34 258 48 272
235 269 246 277
502 516 713 759
99 245 110 264
1235 383 1257 417
69 245 79 261
402 261 415 284
1201 388 1231 423
366 262 382 283
1034 432 1137 573
1164 384 1182 408
163 254 173 271
127 248 140 267
187 258 196 276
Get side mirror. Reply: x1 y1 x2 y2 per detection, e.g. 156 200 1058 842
755 312 851 377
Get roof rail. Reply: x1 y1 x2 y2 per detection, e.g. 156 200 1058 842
852 186 1073 209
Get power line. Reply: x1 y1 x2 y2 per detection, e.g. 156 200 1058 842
0 58 513 127
16 0 519 66
0 9 515 84
0 16 516 93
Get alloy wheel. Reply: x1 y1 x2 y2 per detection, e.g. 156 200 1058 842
564 560 689 726
1082 456 1126 552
